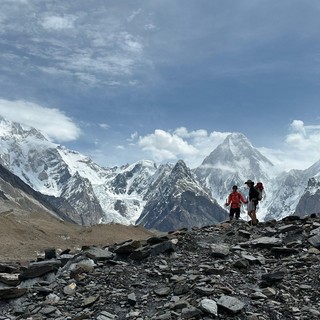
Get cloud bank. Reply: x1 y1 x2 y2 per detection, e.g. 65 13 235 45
0 99 81 142
0 100 319 173
133 121 320 171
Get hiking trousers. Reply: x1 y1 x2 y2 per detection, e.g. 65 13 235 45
229 207 240 220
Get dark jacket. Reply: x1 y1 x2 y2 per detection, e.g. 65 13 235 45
249 186 259 204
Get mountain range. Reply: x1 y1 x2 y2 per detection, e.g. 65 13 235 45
0 116 319 231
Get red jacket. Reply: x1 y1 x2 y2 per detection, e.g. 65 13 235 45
226 191 247 209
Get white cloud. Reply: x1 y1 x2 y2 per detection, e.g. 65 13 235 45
136 128 229 167
99 123 109 129
286 120 320 151
174 127 208 138
0 99 81 142
259 119 320 171
41 15 76 30
144 24 156 30
128 131 138 142
0 4 147 87
134 123 320 172
127 9 142 23
138 129 198 163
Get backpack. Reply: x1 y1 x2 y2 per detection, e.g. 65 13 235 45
255 182 264 201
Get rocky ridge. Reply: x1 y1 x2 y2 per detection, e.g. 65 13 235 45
137 160 226 231
0 214 319 319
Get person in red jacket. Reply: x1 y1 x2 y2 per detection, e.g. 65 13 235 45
225 185 247 221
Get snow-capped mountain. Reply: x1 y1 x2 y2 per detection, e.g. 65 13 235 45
0 162 72 222
137 160 227 231
0 117 157 225
1 116 320 228
265 159 320 220
295 175 320 216
194 133 274 216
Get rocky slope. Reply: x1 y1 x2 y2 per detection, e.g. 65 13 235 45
0 214 319 319
0 163 75 223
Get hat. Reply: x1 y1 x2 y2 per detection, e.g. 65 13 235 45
232 185 238 189
244 179 254 185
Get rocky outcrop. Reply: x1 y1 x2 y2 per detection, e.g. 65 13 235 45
0 214 319 319
137 160 226 231
295 177 320 217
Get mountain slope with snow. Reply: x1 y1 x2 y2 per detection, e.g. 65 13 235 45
137 160 227 231
0 117 158 225
0 117 320 227
194 133 275 218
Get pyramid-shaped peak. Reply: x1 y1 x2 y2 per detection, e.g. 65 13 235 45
0 117 48 141
224 133 253 148
198 131 273 170
172 160 190 176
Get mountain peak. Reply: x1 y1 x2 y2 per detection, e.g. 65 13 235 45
171 160 190 177
0 117 48 141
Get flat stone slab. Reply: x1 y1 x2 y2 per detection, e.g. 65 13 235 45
0 287 27 299
251 237 282 248
217 295 245 314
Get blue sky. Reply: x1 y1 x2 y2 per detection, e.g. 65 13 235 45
1 0 320 171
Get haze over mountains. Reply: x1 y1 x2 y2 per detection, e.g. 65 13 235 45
0 117 319 231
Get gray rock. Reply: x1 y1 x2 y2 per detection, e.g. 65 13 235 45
97 311 117 320
217 295 245 314
260 271 285 287
128 292 137 306
113 240 142 254
0 287 27 299
210 244 230 258
129 246 151 260
154 286 171 296
199 298 218 316
83 247 114 260
19 260 61 280
181 307 202 319
251 237 282 248
0 273 20 286
308 230 320 249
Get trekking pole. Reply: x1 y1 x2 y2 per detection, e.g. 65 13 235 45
246 196 249 222
225 198 228 221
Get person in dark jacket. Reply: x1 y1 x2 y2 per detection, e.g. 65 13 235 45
245 179 259 225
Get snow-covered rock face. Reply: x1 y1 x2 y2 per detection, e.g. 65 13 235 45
193 133 320 221
194 133 274 218
0 118 158 226
295 177 320 216
137 160 227 231
1 118 320 227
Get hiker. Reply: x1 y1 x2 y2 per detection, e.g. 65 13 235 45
244 179 260 225
225 185 247 221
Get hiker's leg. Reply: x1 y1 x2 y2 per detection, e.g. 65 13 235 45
247 201 253 220
229 209 235 221
251 203 258 224
251 210 257 224
235 208 240 220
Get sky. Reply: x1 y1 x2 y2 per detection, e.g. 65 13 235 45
1 0 320 172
